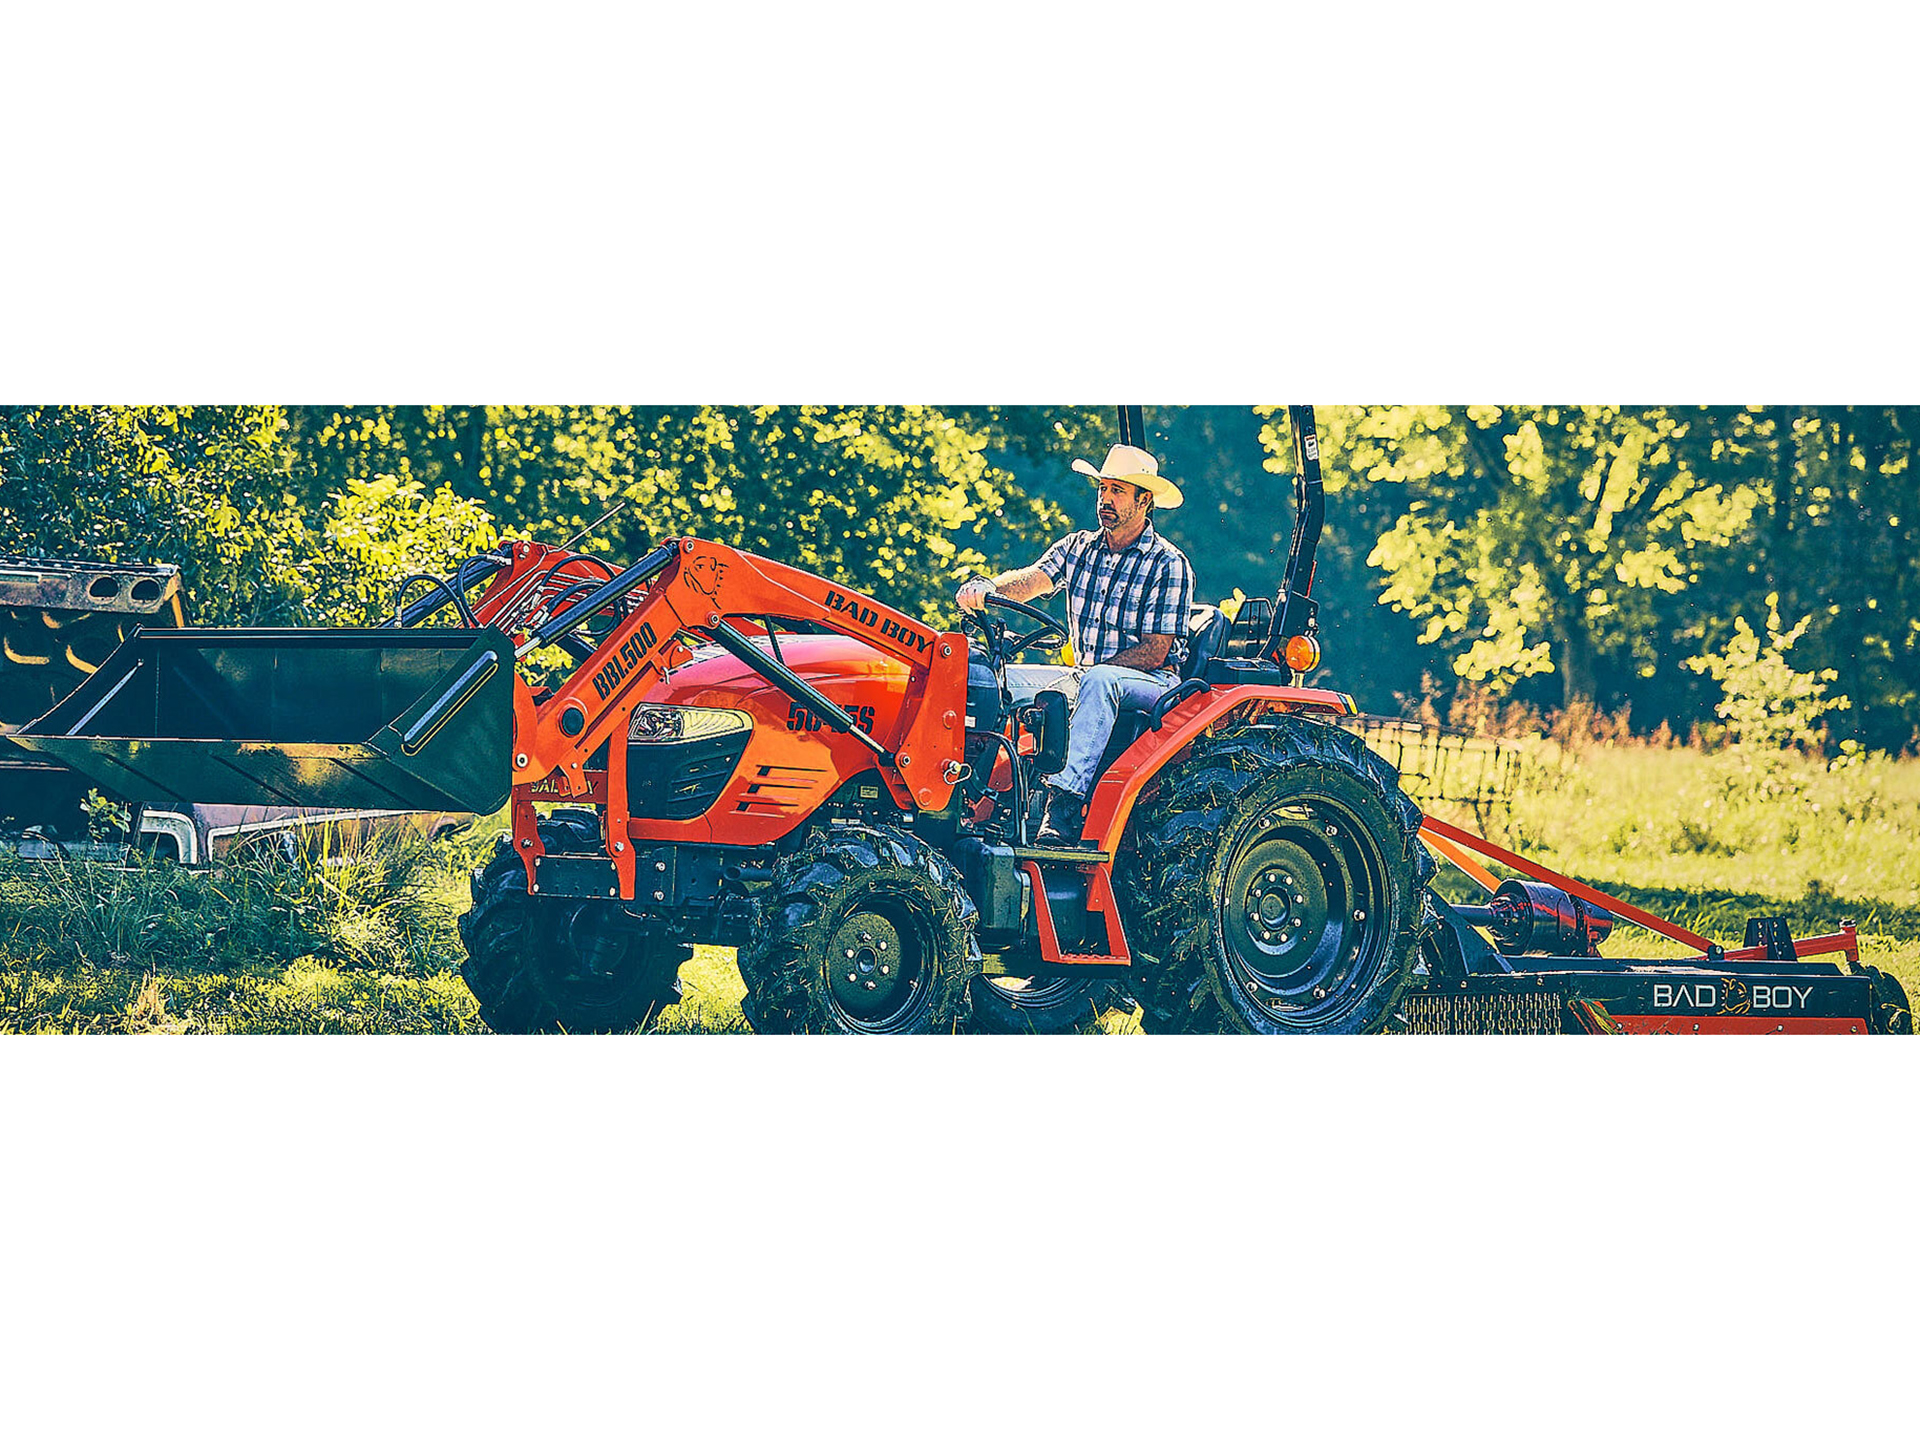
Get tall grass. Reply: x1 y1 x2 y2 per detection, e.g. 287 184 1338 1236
1426 739 1920 1002
4 743 1916 1034
0 826 492 1034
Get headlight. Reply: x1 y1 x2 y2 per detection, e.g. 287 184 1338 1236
627 705 753 744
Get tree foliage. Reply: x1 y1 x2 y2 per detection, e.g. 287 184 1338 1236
6 403 1917 752
282 405 1068 626
1685 596 1849 750
301 476 508 626
1308 406 1761 707
1262 404 1919 750
0 405 307 624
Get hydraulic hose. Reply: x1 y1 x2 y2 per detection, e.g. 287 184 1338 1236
391 572 478 629
519 543 678 654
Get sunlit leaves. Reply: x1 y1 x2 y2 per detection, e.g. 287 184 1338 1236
281 404 1068 629
1302 404 1773 706
301 476 507 625
0 405 310 625
1684 598 1850 748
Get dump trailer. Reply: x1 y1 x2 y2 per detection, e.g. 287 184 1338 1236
12 409 1910 1035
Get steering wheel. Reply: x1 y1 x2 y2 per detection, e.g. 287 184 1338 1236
963 592 1067 655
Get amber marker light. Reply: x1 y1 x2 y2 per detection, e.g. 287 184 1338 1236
1284 634 1321 673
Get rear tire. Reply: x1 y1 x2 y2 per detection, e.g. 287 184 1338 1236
739 822 981 1034
458 816 687 1034
1117 716 1433 1034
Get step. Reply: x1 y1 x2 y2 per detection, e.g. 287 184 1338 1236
1010 844 1112 864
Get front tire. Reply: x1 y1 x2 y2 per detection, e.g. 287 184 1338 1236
458 817 688 1034
739 822 981 1034
1117 716 1433 1034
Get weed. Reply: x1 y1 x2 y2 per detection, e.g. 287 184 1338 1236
1669 817 1735 857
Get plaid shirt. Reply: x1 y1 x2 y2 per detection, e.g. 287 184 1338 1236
1036 522 1195 678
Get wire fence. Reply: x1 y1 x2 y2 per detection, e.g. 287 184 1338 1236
1337 714 1521 833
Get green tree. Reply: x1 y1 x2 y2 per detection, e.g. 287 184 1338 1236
0 405 309 624
1300 405 1766 712
1685 595 1849 749
284 405 1070 626
1730 406 1919 751
299 476 509 626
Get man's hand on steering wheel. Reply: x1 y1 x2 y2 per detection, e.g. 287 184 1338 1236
956 577 996 614
975 592 1067 653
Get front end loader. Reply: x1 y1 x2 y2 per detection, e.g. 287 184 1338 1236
0 553 473 863
10 407 1909 1035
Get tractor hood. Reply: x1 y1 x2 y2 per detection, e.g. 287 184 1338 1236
649 631 916 735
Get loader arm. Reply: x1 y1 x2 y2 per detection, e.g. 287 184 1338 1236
473 538 968 899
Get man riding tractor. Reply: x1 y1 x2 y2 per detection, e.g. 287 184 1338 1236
955 442 1194 845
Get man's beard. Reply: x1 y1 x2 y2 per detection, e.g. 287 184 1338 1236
1097 505 1121 530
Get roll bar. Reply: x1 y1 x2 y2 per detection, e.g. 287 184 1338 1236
1115 404 1325 676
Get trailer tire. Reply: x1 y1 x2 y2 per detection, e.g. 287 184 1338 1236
739 822 981 1034
1116 715 1433 1034
1865 964 1913 1034
458 818 688 1034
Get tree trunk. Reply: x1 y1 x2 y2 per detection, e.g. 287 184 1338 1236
1767 406 1796 610
1557 615 1596 709
454 406 489 495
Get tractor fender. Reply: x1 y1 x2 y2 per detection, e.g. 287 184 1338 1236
1080 685 1355 852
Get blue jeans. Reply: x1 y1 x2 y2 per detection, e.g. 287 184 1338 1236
1050 664 1179 796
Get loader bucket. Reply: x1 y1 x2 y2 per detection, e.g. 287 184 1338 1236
0 555 185 728
12 628 514 815
2 554 190 827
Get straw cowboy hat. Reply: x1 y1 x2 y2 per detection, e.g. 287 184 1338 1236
1071 443 1184 511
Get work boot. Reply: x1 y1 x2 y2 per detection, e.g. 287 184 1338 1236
1036 784 1086 845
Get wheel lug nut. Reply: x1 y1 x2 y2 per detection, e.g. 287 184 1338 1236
1354 910 1366 921
880 965 890 976
1324 824 1337 837
1313 986 1327 1000
845 949 856 959
865 980 877 990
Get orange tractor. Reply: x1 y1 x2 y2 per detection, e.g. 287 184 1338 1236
14 407 1908 1034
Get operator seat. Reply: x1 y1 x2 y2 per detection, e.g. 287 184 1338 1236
1182 603 1230 681
1091 604 1234 778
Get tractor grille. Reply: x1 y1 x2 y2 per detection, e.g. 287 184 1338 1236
627 732 752 820
1399 990 1566 1035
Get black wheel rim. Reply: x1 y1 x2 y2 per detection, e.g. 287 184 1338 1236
1214 794 1392 1030
823 905 932 1033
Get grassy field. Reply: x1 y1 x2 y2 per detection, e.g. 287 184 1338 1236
1436 740 1920 1005
2 741 1915 1034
